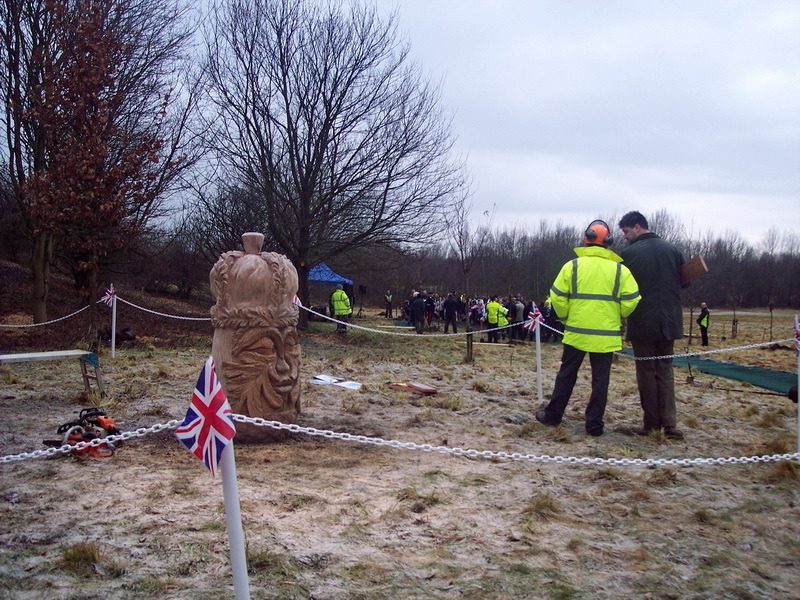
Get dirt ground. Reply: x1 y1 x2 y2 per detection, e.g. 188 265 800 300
1 267 799 599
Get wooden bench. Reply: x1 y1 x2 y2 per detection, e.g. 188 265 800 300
0 350 105 397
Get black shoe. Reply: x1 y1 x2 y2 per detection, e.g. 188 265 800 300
535 409 558 426
664 426 685 440
586 428 603 437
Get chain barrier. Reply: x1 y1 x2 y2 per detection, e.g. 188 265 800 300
232 415 800 467
0 420 181 463
2 414 797 469
618 338 795 361
0 304 90 328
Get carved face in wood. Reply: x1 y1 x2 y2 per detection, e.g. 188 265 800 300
218 312 301 418
209 236 301 425
259 327 301 411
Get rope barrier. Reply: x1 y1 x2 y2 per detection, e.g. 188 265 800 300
1 414 797 468
116 296 211 321
1 290 794 363
298 305 795 360
301 304 519 338
0 304 90 328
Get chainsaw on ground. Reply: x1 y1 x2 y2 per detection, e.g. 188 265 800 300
42 408 122 457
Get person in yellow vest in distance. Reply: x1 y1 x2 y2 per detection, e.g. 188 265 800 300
484 296 506 343
331 284 352 333
384 290 393 319
497 299 510 341
696 302 709 346
536 220 641 437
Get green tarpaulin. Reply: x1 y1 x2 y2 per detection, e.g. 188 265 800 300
621 348 795 394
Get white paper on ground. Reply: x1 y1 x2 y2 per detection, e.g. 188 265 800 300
310 374 361 389
311 374 341 384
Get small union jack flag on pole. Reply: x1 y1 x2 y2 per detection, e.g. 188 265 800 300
292 294 302 307
524 303 545 332
100 284 115 307
175 356 236 476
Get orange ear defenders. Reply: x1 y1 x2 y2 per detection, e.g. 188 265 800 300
584 220 614 247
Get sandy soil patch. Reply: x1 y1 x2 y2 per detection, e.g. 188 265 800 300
1 306 799 599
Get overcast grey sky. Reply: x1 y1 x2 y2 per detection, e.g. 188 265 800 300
389 0 799 245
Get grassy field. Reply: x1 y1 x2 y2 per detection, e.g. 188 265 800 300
1 300 799 599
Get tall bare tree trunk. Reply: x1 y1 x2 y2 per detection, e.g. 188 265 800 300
87 265 98 344
31 230 53 323
297 264 309 329
464 273 473 363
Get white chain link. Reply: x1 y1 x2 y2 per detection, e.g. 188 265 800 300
619 338 795 361
231 415 800 468
0 420 181 463
116 296 211 321
0 304 90 328
3 414 797 469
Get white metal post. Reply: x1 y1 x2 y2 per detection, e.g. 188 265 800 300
110 288 117 359
221 442 251 600
535 322 543 406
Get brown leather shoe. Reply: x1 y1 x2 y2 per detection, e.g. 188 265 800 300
663 427 685 440
633 426 655 436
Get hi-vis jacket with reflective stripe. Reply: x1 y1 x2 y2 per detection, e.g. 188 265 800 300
331 289 352 316
549 246 641 353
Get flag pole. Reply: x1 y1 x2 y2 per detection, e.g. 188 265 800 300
535 321 543 406
795 314 799 461
221 442 250 600
110 285 117 359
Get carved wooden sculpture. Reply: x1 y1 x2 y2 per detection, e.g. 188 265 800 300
210 233 300 442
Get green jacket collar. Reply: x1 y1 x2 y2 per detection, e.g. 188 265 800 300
573 245 623 262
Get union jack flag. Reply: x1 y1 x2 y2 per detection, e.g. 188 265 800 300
100 284 115 307
292 294 302 307
524 303 545 331
175 356 236 476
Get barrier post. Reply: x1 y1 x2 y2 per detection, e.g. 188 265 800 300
110 287 117 359
221 442 251 599
795 314 800 460
535 321 543 406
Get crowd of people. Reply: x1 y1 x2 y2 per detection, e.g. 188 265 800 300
335 211 711 441
388 289 563 341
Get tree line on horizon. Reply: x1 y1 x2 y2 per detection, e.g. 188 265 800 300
1 0 797 337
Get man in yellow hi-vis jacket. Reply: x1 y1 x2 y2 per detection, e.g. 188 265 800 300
331 284 352 333
536 220 640 436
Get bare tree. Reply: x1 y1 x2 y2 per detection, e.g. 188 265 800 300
203 0 467 324
444 198 493 361
0 0 199 323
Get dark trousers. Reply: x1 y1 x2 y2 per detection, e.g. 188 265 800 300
487 321 499 343
699 326 708 346
414 311 425 334
542 343 613 435
444 313 457 334
631 339 677 429
336 314 350 333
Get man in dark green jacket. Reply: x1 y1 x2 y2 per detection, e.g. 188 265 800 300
618 211 685 439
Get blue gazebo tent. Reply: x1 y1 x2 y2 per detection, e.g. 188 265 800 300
307 263 354 319
308 263 352 286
